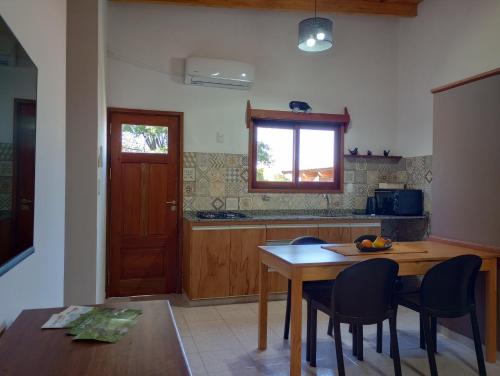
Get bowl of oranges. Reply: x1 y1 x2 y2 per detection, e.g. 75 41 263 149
355 235 392 252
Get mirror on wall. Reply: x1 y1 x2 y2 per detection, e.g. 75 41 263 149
0 15 37 274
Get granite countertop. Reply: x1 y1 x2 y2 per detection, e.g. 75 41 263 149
184 210 428 223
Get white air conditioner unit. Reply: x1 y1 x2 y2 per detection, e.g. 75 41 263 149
185 57 255 90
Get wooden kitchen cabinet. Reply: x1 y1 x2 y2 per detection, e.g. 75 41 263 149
188 226 231 299
318 223 351 243
350 221 382 241
266 224 318 242
229 225 266 296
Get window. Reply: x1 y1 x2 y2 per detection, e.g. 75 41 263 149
121 124 168 154
250 121 343 192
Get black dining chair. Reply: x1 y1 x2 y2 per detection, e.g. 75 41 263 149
283 236 333 352
398 254 486 376
307 258 402 376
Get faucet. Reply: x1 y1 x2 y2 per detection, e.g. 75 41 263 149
323 194 331 212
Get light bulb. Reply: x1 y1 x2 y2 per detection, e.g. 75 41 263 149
316 32 325 41
306 37 316 47
241 73 247 77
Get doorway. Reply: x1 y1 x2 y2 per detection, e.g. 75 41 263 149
107 108 183 297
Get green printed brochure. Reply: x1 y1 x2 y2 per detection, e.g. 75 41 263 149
66 308 142 343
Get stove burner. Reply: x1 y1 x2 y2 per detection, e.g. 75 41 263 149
196 211 248 220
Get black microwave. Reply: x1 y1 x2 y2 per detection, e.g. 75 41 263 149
374 189 423 216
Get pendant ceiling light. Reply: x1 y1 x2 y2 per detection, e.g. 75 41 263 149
298 0 333 52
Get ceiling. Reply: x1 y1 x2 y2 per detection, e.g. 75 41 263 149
110 0 424 17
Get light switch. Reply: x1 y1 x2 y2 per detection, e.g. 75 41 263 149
216 132 224 143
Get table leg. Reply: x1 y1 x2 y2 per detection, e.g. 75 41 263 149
258 261 269 350
485 260 497 363
290 271 303 376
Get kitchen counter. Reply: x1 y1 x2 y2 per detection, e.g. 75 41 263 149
183 210 427 223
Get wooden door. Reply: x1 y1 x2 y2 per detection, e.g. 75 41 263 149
318 222 351 243
229 226 266 296
108 109 182 297
189 227 231 299
12 100 36 254
350 222 382 242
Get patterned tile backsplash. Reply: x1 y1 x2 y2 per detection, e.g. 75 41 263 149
183 152 432 213
0 143 13 211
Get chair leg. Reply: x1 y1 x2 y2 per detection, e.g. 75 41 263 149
352 324 358 357
389 313 402 376
422 312 438 376
357 324 364 361
376 321 383 353
306 300 311 362
327 317 333 336
419 313 426 350
470 309 487 376
310 306 318 367
333 319 346 376
283 280 291 340
431 316 437 353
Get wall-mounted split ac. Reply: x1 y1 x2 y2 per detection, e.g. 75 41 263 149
184 57 255 90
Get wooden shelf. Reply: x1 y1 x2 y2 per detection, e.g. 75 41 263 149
246 101 350 132
344 154 402 160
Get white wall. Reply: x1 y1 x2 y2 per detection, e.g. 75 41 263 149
107 3 400 156
65 0 107 305
396 0 500 156
0 0 66 325
0 66 36 142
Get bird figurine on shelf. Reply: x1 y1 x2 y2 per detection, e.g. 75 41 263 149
367 150 373 156
289 101 312 113
384 150 390 157
348 147 358 155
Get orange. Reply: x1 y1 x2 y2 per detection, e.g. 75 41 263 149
361 239 373 248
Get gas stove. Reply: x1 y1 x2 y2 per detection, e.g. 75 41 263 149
196 211 248 220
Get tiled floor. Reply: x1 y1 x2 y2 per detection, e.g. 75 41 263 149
171 300 500 376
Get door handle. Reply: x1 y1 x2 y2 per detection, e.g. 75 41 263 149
165 200 176 206
20 198 33 204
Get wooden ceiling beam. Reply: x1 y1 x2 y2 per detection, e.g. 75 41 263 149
111 0 423 17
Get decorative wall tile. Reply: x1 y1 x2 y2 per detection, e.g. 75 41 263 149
184 181 196 196
225 168 241 183
183 167 196 182
0 177 12 193
183 152 432 213
225 197 239 210
344 170 355 183
225 154 242 168
196 153 210 171
183 152 196 168
209 181 225 197
0 143 13 161
0 193 11 211
209 154 225 168
211 197 224 210
239 196 252 210
0 162 12 177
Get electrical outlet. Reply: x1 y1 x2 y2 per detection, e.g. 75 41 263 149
216 132 224 143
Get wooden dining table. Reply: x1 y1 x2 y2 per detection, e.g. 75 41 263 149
257 240 499 376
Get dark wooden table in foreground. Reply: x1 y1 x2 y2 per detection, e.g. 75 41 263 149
0 300 191 376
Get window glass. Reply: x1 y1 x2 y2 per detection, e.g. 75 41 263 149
256 127 294 182
298 129 335 182
121 124 168 154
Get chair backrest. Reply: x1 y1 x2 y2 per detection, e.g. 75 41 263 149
290 236 327 245
332 258 399 321
420 254 482 315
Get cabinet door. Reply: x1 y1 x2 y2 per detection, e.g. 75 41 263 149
266 224 319 242
318 223 351 243
190 227 231 299
229 226 266 296
350 222 382 242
